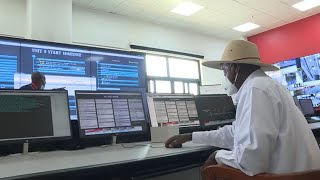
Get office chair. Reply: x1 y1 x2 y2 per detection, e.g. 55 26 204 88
202 165 320 180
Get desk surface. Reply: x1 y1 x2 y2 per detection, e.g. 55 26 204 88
0 142 212 180
1 123 318 180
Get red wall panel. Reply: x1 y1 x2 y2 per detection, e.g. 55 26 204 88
248 13 320 64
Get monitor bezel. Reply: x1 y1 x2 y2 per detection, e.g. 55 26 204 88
75 90 149 139
0 90 72 144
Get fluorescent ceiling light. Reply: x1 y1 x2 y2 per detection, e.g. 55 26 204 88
171 2 204 16
233 22 260 32
292 0 320 11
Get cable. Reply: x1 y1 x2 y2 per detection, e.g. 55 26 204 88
120 143 165 149
150 145 165 148
120 143 149 148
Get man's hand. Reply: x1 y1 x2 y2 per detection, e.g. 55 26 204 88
165 133 192 148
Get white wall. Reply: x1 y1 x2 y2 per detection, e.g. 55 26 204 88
0 0 26 38
0 1 228 85
72 6 227 85
26 0 72 43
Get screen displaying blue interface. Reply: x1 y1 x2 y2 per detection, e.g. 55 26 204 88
0 40 20 89
19 43 93 119
90 51 145 89
0 37 146 120
268 53 320 107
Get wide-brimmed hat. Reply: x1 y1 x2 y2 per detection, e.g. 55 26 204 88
202 40 278 71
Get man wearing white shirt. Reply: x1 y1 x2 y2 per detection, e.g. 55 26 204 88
165 40 320 176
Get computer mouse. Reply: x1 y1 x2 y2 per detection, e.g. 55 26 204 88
171 144 182 148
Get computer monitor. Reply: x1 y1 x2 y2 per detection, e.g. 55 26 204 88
147 93 200 128
299 99 315 117
195 94 236 127
0 90 71 143
75 91 148 138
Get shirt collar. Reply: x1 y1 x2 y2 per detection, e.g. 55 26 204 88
31 82 39 90
234 69 266 102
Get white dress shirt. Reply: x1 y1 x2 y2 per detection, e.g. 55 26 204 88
192 69 320 176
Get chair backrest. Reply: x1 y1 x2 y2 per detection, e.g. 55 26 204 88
202 165 320 180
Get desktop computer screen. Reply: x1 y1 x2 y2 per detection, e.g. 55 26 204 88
147 93 200 128
299 99 315 117
195 94 236 127
0 90 71 142
75 91 148 138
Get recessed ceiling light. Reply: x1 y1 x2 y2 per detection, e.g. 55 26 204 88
233 22 260 32
292 0 320 11
171 2 204 16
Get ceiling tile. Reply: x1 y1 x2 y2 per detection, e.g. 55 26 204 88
74 0 315 40
112 1 148 16
216 31 245 40
302 7 320 16
126 0 158 6
245 27 268 37
281 11 307 23
201 0 260 20
132 0 184 11
186 9 216 25
72 0 93 6
201 11 248 29
236 0 300 19
265 20 288 30
279 0 303 6
251 13 279 27
88 0 125 12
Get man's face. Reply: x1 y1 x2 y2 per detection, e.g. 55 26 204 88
221 63 238 84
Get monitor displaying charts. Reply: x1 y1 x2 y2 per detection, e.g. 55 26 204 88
75 91 148 138
147 93 200 128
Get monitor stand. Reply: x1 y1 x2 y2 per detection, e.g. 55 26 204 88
22 141 29 155
5 141 39 157
100 135 117 148
112 135 117 145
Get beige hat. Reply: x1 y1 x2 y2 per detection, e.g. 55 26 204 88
202 40 278 71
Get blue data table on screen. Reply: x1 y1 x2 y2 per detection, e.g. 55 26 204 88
0 55 17 88
0 40 20 89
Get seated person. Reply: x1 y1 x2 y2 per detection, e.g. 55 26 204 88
20 72 46 90
165 40 320 176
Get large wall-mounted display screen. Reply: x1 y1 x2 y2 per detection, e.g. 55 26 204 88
0 38 146 120
267 53 320 108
